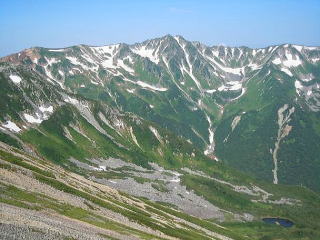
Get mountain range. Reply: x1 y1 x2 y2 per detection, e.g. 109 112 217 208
0 35 320 240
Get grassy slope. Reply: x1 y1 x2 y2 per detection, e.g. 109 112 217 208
0 145 245 240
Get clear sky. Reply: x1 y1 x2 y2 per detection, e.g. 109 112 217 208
1 0 320 56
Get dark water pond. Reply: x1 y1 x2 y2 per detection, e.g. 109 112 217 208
262 218 294 227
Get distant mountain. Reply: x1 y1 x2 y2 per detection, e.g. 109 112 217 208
0 35 320 239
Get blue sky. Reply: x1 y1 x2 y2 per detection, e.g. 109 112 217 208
1 0 319 56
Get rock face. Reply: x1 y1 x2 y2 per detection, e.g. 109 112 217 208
1 35 320 190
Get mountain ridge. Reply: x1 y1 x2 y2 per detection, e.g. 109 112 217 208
3 34 319 59
1 34 320 191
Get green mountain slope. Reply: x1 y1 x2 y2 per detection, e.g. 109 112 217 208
0 35 320 239
2 36 319 190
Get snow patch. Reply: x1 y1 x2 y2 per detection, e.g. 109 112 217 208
280 68 293 77
272 58 282 65
252 49 257 56
117 59 135 74
136 81 167 92
311 57 320 63
307 90 312 96
24 113 43 124
64 96 79 104
201 47 246 76
205 89 217 93
101 57 117 69
58 70 64 76
99 166 106 171
273 52 302 68
283 51 302 67
39 105 53 113
306 46 318 50
131 45 160 64
9 75 22 84
295 81 303 89
248 63 261 70
2 121 21 133
48 49 66 52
